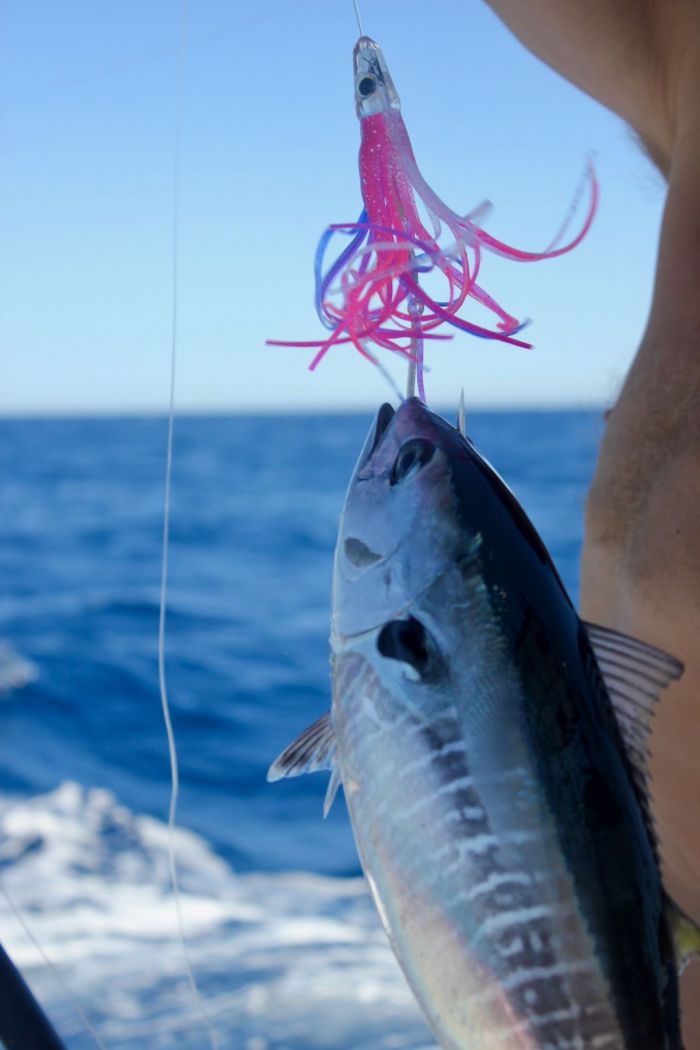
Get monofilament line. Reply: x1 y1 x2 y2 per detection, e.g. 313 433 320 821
0 878 108 1049
159 2 218 1046
352 0 364 36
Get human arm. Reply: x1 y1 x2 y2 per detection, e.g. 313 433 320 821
482 0 700 1041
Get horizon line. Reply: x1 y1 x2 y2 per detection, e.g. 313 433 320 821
0 400 607 420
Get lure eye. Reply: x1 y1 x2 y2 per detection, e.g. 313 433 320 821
390 438 435 486
357 75 377 97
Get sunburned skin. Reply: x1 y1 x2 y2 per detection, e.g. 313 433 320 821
483 1 700 1044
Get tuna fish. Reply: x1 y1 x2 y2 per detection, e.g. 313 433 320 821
269 398 699 1049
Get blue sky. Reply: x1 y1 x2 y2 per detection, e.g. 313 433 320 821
0 1 666 413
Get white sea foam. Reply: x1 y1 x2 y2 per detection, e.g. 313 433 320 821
0 783 434 1048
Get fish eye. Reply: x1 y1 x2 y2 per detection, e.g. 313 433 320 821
357 75 377 97
377 616 442 681
390 438 435 486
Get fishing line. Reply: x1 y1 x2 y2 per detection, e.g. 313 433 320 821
406 359 416 399
362 341 405 403
0 877 108 1049
352 0 364 36
159 2 219 1047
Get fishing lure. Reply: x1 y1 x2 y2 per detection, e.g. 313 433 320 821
269 37 598 399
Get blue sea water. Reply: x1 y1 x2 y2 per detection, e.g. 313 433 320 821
0 409 603 1048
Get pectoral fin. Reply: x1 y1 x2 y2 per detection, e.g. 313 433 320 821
584 621 683 843
586 624 699 978
267 712 341 817
584 621 683 788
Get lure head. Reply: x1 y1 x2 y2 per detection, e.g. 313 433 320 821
353 36 400 118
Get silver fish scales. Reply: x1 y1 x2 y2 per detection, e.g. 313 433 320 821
271 399 697 1049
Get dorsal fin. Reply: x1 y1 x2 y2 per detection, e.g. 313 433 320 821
267 712 341 817
584 621 683 828
457 389 466 436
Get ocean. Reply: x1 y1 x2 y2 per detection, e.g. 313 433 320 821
0 409 603 1048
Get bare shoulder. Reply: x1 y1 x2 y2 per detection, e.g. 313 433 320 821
579 137 700 921
582 421 700 925
583 106 700 555
483 0 694 163
581 440 700 1043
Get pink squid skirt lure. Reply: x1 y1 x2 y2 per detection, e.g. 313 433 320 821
269 37 598 400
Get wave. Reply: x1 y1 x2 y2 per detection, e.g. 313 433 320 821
0 782 433 1049
0 640 39 696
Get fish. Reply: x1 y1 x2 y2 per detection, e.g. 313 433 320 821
269 398 700 1049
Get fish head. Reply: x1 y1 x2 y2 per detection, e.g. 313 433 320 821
353 36 400 118
334 396 569 646
333 397 480 642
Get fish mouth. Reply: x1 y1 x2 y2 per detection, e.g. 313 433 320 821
357 397 448 483
358 398 470 484
371 402 395 454
356 402 395 477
